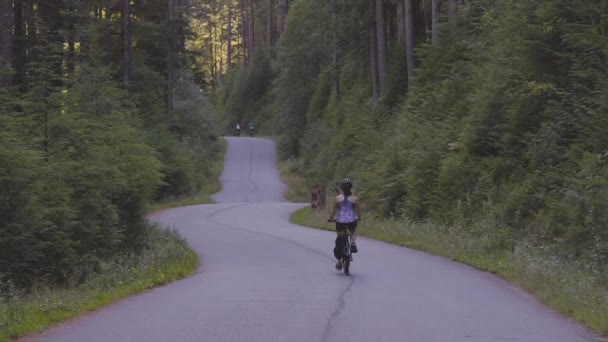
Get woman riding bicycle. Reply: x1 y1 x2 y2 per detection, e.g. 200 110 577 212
328 178 361 270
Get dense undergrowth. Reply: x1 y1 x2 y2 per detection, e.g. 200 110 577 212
1 2 219 290
148 138 227 213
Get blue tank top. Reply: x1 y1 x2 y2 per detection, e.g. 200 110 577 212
336 196 357 223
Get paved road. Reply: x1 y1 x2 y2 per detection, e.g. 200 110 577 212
23 137 601 342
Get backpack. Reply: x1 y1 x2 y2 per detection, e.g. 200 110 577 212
333 235 347 259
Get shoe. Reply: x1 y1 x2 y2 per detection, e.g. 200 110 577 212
335 261 342 270
351 244 358 253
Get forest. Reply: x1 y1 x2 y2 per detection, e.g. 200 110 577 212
1 0 607 334
0 0 219 290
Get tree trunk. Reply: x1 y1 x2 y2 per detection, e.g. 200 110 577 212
0 0 13 85
267 0 273 47
25 0 35 65
80 0 89 63
38 1 63 87
235 5 242 63
331 1 339 101
177 0 185 56
375 0 386 93
277 0 287 37
14 0 26 88
227 0 232 71
277 0 283 36
368 0 378 101
209 24 216 88
240 0 247 64
104 0 111 52
123 0 132 90
67 1 76 76
219 16 223 76
247 0 254 61
167 0 173 117
396 1 405 50
213 24 218 85
448 0 455 36
404 0 414 86
431 0 438 45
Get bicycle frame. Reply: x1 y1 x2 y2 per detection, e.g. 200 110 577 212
341 230 352 275
329 219 354 275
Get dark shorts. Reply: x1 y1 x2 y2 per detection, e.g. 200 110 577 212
335 221 357 234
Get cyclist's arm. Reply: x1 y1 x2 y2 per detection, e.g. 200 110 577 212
353 196 362 220
328 203 338 221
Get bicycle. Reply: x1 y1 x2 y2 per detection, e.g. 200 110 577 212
340 230 353 276
329 219 353 276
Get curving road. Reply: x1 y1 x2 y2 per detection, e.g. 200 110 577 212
23 137 601 342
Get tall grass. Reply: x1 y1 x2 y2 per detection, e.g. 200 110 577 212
0 227 198 342
279 158 311 202
292 206 608 336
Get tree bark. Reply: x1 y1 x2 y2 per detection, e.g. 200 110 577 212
368 0 378 101
104 0 111 52
219 15 223 76
235 5 242 63
277 0 287 37
14 0 26 87
396 1 405 50
25 0 35 65
80 0 89 63
431 0 438 45
167 0 173 117
67 1 76 76
404 0 414 86
240 0 247 64
177 0 185 56
448 0 455 36
331 0 339 101
209 24 216 88
267 0 273 47
38 1 63 86
375 0 387 93
247 0 254 61
227 0 232 70
123 0 132 90
0 0 13 85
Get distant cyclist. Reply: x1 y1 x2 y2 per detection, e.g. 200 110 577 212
328 178 361 270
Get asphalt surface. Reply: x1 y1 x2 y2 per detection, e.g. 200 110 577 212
22 137 601 342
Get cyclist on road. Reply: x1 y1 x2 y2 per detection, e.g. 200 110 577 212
328 178 361 270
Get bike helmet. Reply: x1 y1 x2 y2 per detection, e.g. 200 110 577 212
340 178 353 186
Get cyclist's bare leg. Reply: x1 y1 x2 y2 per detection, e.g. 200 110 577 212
350 229 358 252
335 229 346 269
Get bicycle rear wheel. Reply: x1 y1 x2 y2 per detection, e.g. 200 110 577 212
343 257 350 275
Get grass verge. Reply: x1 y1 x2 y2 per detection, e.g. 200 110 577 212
0 227 198 342
147 138 227 213
291 206 608 337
